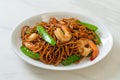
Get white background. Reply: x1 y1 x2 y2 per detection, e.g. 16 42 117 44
0 0 120 80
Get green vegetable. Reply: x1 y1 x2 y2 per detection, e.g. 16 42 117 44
94 32 101 45
25 30 31 34
77 20 98 31
37 26 56 46
62 55 83 66
87 52 92 57
20 46 40 59
25 30 36 34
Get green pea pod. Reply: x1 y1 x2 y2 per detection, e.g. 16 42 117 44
77 20 98 31
25 30 31 34
37 26 56 46
25 30 36 34
62 55 83 66
20 46 40 59
87 52 92 57
94 32 101 45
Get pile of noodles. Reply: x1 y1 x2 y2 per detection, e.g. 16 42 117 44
21 18 96 66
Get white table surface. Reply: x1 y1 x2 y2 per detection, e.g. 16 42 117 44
0 0 120 80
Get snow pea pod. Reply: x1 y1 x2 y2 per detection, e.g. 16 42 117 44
77 20 98 31
37 26 56 46
62 55 83 66
94 32 101 45
20 46 40 59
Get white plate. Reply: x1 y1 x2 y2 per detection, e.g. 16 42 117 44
11 12 113 70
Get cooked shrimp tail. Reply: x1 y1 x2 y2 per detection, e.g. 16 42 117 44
88 40 99 61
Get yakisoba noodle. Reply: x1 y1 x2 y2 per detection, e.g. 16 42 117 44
21 18 100 66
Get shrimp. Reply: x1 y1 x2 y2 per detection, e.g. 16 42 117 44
88 40 99 61
23 42 40 52
28 33 38 41
54 25 72 42
78 38 99 60
78 38 92 56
